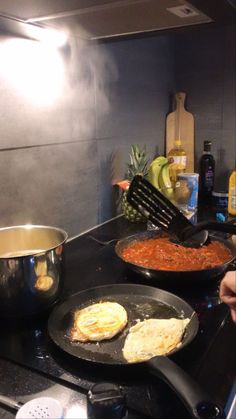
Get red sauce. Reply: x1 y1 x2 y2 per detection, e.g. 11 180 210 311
121 236 233 271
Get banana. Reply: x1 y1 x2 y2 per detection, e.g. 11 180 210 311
158 162 174 199
148 156 168 190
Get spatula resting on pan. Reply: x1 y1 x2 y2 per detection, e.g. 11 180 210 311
127 175 236 247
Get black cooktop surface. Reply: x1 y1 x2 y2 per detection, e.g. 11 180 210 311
0 218 235 419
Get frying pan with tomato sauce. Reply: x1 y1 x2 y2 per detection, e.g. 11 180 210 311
115 230 236 283
48 283 225 419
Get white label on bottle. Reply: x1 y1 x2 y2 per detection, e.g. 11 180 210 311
204 167 214 188
171 155 187 168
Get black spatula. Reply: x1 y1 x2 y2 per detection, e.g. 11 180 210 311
127 175 236 247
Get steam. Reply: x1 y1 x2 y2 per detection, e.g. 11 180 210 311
0 32 118 144
63 34 118 135
0 31 119 234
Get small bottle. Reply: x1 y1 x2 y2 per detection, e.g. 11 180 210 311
199 140 215 205
228 167 236 215
168 138 187 183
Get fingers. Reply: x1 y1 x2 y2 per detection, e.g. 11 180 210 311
230 308 236 324
221 235 236 323
220 271 236 297
231 235 236 246
220 270 236 323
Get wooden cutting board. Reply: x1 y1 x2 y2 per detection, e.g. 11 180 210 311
166 92 194 172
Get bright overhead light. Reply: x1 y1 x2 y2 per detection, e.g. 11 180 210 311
24 24 67 48
0 38 65 105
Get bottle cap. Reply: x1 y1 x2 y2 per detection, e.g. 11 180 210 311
212 191 228 211
203 140 212 151
87 383 127 419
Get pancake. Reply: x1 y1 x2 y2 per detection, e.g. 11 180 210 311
123 317 190 363
71 301 128 342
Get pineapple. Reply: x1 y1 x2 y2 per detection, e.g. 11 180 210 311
121 144 149 222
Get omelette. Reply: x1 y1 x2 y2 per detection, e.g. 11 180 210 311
123 317 190 363
71 301 128 342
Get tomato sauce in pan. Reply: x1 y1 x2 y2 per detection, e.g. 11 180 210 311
121 236 233 271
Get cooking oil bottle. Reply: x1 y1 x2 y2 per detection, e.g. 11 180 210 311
168 138 187 183
167 97 187 184
228 166 236 215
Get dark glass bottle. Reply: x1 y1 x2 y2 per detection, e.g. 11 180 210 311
199 140 215 205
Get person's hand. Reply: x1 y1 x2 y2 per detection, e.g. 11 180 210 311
220 270 236 323
219 234 236 323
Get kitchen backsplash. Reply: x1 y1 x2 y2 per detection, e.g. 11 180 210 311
0 23 235 237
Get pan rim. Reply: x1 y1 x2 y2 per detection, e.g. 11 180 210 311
48 283 199 366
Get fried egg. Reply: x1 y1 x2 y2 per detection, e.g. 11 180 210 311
123 317 190 363
71 301 128 342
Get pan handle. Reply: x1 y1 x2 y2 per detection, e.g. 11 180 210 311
147 356 225 419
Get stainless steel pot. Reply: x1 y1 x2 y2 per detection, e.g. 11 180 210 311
0 225 68 317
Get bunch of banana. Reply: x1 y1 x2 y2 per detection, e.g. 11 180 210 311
148 155 174 200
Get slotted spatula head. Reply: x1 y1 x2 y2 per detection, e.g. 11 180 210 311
127 175 207 247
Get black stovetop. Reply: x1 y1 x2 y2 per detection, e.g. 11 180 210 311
0 217 235 419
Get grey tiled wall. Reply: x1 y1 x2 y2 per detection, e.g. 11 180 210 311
174 24 236 190
0 33 174 236
0 24 235 237
95 36 174 222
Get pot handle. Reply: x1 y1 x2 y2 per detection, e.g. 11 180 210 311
147 356 225 419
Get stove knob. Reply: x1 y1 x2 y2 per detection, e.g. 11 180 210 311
87 382 127 419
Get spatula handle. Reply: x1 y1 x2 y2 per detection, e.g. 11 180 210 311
183 221 236 240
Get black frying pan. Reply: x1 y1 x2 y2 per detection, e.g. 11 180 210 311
115 230 236 283
48 283 225 419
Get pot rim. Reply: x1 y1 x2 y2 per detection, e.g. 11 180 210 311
0 224 68 258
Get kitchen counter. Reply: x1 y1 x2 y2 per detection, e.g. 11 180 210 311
0 215 235 419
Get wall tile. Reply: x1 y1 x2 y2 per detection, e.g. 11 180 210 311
173 25 236 179
0 141 98 236
0 35 96 149
95 36 174 141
